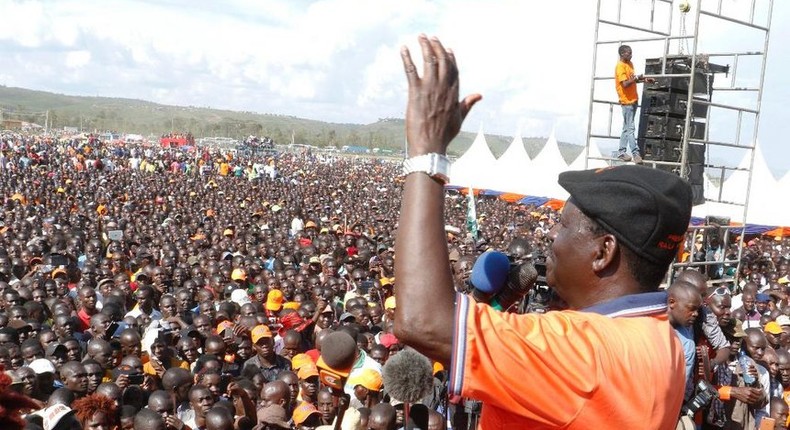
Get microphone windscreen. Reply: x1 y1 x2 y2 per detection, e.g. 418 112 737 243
383 348 434 404
495 262 539 311
470 251 510 294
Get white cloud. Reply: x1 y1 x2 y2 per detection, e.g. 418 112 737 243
65 50 91 68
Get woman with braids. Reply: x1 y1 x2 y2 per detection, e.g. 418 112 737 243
71 393 117 430
0 366 40 429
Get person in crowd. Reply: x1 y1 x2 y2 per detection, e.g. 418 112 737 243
243 325 291 383
676 269 732 368
667 280 702 402
614 44 654 164
394 34 690 428
72 392 117 430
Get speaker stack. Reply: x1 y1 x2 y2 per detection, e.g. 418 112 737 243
637 55 727 205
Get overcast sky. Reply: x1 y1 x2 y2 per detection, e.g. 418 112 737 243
0 0 787 175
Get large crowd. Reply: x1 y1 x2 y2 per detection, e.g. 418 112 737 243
0 130 788 430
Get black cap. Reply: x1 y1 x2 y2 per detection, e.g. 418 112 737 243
180 327 201 339
45 343 67 357
112 364 138 378
558 165 692 266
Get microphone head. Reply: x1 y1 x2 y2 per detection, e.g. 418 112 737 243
495 262 539 311
383 348 434 404
512 262 539 289
470 251 510 294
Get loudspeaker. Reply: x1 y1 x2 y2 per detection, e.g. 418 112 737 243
641 138 682 162
687 143 705 165
642 90 708 118
639 114 705 141
644 56 714 95
688 144 705 206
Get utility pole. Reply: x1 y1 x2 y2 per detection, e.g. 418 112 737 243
45 110 49 134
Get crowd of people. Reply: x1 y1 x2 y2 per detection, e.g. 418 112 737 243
0 125 788 430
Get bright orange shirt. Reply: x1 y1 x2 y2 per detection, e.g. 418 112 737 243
450 292 685 429
143 357 190 376
615 60 639 105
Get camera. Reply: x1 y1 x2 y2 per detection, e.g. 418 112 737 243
50 253 69 267
359 280 374 294
681 379 718 416
127 373 145 385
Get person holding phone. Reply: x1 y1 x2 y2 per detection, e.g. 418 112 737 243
144 331 189 378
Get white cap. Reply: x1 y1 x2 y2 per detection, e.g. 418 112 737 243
777 315 790 327
29 358 56 375
231 289 251 306
41 403 75 430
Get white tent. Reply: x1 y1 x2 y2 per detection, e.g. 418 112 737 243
449 129 497 189
489 131 532 194
719 150 752 206
567 151 585 172
744 143 785 226
775 171 790 224
692 142 789 226
522 129 569 198
448 128 789 227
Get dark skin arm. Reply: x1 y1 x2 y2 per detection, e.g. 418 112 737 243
228 381 256 421
711 347 730 367
623 73 655 88
393 34 481 365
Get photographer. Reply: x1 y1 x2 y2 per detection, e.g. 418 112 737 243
393 34 691 428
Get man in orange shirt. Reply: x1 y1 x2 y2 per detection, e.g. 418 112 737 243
394 35 690 429
615 44 653 164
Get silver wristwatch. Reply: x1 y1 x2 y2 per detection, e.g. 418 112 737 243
402 153 451 184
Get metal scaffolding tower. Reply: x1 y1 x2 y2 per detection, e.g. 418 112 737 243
583 0 774 281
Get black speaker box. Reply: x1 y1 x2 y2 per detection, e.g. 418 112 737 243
687 143 705 165
641 138 681 162
644 56 713 95
639 114 705 141
641 90 708 118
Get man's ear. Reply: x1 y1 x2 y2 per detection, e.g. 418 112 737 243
592 234 618 273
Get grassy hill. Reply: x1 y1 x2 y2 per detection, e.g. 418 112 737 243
0 85 584 161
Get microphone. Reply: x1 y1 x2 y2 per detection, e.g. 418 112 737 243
490 262 538 311
469 251 510 303
383 348 434 404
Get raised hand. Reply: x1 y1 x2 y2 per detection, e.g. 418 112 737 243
400 35 481 157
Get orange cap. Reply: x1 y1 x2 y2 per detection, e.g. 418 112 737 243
347 369 382 392
251 325 272 344
51 268 68 279
297 363 319 380
231 268 247 281
292 402 320 425
282 301 300 311
290 353 313 371
216 320 234 335
266 290 284 311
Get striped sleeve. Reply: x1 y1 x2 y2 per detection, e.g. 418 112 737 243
449 292 471 396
